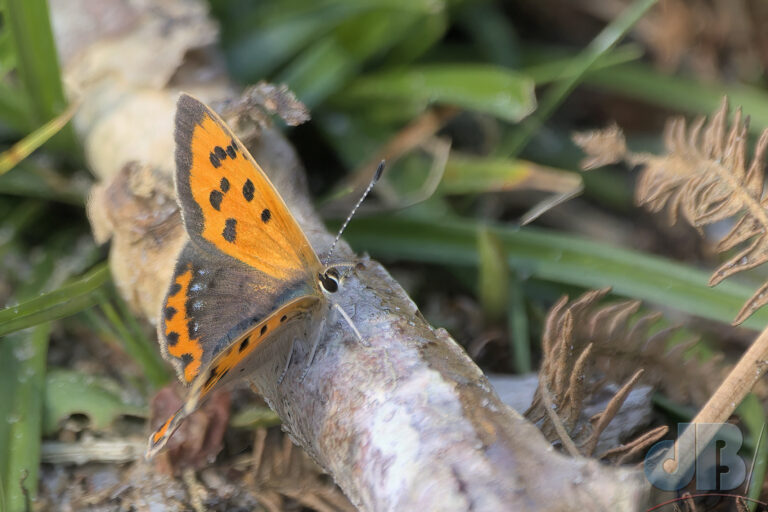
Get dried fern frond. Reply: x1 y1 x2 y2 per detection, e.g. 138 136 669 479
527 288 723 461
574 97 768 324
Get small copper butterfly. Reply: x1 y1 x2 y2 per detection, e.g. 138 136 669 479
146 94 380 458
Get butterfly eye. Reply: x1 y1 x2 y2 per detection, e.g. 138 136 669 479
318 271 339 293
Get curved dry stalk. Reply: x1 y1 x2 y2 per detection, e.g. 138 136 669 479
667 323 768 481
574 98 768 324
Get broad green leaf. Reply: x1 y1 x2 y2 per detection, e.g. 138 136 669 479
439 154 581 196
343 64 536 122
42 369 145 436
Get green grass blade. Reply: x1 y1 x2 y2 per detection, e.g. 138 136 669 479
226 6 356 81
477 228 509 320
508 272 531 373
521 44 644 85
342 216 768 331
1 0 78 151
0 333 18 512
0 81 33 133
3 323 49 512
0 162 88 205
0 102 77 176
0 265 110 337
99 294 169 389
457 2 520 68
381 7 447 66
278 8 429 108
501 0 658 156
342 64 536 123
585 61 768 132
737 394 768 511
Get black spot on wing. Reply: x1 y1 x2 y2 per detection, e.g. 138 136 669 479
261 209 271 223
214 146 227 160
260 325 267 335
223 218 237 242
230 138 238 151
243 179 254 202
280 315 287 323
239 337 249 352
166 331 179 346
220 177 230 192
209 190 223 211
164 307 177 320
210 153 221 168
169 283 182 296
180 353 194 369
226 145 236 159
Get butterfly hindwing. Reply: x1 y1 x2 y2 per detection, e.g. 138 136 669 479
174 94 321 281
148 295 320 458
159 242 318 384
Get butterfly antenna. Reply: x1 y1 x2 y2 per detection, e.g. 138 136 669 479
325 160 385 264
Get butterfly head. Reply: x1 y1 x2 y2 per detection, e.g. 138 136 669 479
318 266 341 294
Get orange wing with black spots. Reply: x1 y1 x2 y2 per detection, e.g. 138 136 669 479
148 295 319 458
150 94 329 458
175 93 322 281
162 260 204 382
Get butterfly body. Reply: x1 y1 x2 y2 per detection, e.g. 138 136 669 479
148 94 353 458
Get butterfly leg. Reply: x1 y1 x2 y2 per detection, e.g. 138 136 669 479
300 316 327 381
278 338 299 385
332 303 369 347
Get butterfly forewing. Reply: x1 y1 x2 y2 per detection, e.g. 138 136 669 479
175 93 321 281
